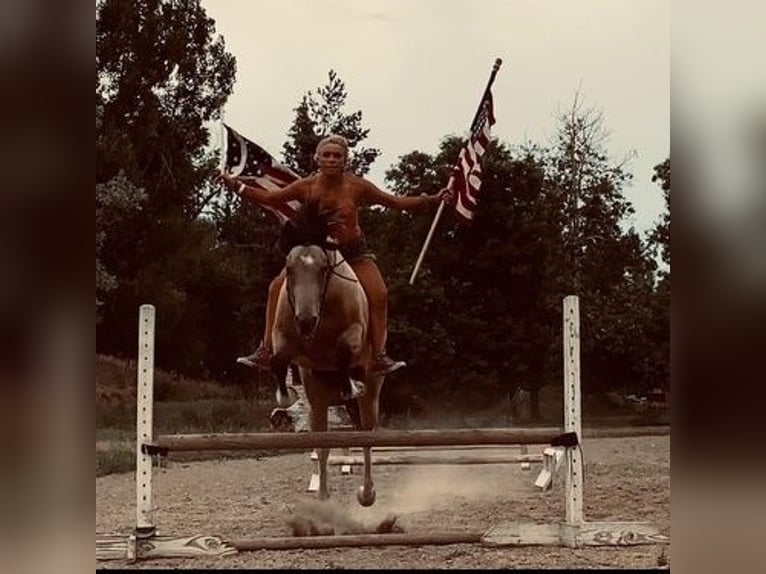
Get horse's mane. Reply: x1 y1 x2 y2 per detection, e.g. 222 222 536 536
278 200 334 255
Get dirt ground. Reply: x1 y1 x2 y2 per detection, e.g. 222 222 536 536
96 434 670 569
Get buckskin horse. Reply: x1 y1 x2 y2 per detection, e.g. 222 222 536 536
269 204 383 507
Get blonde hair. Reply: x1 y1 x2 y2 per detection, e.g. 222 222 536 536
314 134 349 163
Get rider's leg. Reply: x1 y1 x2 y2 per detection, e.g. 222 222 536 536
237 269 285 370
349 257 406 376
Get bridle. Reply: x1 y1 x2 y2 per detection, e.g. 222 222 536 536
286 245 358 341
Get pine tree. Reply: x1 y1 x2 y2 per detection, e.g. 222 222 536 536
282 70 380 176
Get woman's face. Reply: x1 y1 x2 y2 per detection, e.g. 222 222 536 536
316 143 346 175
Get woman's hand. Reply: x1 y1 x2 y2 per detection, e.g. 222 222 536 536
425 187 454 206
215 171 242 194
437 186 454 204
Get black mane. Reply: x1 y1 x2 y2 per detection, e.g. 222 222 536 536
278 200 333 254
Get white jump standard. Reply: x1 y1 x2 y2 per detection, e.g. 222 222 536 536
95 297 669 561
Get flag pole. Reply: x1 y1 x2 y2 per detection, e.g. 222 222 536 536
219 120 227 173
408 58 503 285
408 200 446 284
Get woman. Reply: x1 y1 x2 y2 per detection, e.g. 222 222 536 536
218 134 451 376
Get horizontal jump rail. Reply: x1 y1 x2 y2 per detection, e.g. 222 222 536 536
152 428 563 452
151 425 670 454
346 444 532 453
582 425 670 438
230 531 484 551
324 453 544 466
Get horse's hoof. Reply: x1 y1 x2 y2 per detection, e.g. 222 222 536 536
341 379 365 401
276 386 299 407
269 408 294 431
357 485 376 507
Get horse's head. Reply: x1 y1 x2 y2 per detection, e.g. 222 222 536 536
285 244 333 340
280 200 339 340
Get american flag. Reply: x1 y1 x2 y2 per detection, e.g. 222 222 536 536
448 90 496 223
222 124 302 224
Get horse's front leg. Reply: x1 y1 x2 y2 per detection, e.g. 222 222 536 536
356 376 381 507
272 303 298 407
317 446 330 501
270 353 296 407
356 446 376 507
308 391 331 500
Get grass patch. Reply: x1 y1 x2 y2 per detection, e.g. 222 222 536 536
97 404 134 431
96 354 246 408
97 447 135 477
153 399 273 434
98 398 274 434
96 443 298 477
96 398 278 476
96 428 134 443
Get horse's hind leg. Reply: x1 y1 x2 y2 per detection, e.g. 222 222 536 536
305 372 331 500
312 411 330 500
337 324 366 400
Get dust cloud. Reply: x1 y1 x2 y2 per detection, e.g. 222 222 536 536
286 499 401 537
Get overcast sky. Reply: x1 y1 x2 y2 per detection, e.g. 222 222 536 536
203 0 669 233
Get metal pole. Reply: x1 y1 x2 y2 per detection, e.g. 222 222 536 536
135 304 156 538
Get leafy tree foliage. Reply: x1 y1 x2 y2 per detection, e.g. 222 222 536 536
96 171 146 302
96 0 236 376
650 158 670 268
96 102 147 310
368 96 667 415
646 158 670 391
282 70 380 176
539 94 658 398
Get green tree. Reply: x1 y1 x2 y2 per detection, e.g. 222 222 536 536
544 93 658 396
646 158 670 391
650 158 670 269
96 102 147 312
96 171 146 305
96 0 235 214
282 70 381 176
96 0 236 376
373 135 566 415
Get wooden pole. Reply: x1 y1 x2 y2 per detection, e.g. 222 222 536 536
342 429 669 451
153 425 670 454
231 531 483 551
155 427 562 452
150 426 670 452
324 453 544 466
348 444 536 453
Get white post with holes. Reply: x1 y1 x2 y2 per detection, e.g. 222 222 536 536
563 296 583 531
136 304 156 537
